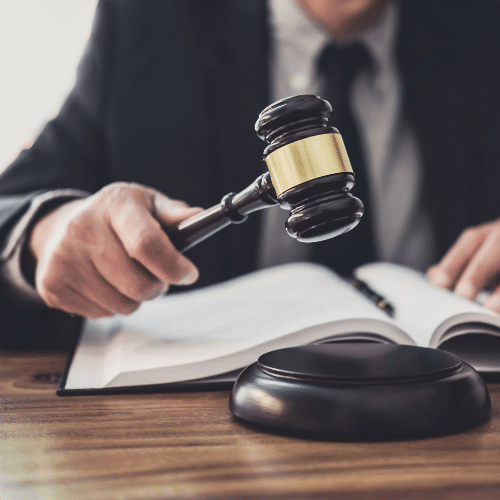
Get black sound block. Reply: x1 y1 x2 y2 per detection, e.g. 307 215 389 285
229 344 491 439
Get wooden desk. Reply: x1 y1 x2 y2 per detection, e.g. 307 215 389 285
1 349 499 500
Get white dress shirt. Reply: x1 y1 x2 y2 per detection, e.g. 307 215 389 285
258 0 437 271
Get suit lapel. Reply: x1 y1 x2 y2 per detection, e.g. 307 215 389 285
397 1 474 258
195 0 270 278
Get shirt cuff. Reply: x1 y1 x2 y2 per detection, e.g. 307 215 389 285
1 189 89 305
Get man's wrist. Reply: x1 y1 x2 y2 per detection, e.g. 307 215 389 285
24 198 83 286
0 189 89 304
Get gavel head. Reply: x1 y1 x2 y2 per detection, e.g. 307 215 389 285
255 95 364 243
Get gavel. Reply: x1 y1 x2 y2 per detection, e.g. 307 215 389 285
168 95 364 252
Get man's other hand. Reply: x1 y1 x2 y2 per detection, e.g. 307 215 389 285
29 183 203 318
427 219 500 313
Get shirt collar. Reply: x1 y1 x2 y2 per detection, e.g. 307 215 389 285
269 0 400 75
269 0 330 65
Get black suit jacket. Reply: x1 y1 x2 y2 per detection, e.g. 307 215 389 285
1 0 500 313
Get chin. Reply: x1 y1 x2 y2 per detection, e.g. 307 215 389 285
298 0 389 38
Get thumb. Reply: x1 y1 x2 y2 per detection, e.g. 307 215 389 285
153 193 203 226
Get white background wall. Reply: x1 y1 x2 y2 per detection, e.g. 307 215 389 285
0 0 98 173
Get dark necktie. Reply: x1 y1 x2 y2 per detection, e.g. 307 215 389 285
313 42 376 275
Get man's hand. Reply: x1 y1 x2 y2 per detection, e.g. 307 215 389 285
29 183 203 318
427 219 500 312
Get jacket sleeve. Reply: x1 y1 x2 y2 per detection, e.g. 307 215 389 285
0 0 117 243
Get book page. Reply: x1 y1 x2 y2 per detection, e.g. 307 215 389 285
439 332 500 373
65 263 409 390
354 263 500 348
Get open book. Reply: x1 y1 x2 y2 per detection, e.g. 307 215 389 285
58 262 500 395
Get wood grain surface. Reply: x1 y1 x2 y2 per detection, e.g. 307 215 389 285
0 349 499 500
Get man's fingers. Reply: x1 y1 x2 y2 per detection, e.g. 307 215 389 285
427 228 485 289
453 228 500 300
110 201 199 285
483 284 500 313
36 251 139 317
427 220 500 303
92 231 168 302
40 281 114 319
153 194 203 226
68 259 141 315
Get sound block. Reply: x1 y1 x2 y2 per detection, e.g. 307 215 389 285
229 344 490 439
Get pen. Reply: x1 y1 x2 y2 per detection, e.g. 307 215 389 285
348 277 395 317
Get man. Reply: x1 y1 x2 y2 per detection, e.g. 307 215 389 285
1 0 500 323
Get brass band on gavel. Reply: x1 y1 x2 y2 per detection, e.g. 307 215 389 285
265 133 354 196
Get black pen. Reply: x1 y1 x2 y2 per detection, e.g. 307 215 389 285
348 277 395 317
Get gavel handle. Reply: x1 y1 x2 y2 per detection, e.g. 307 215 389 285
167 172 278 253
